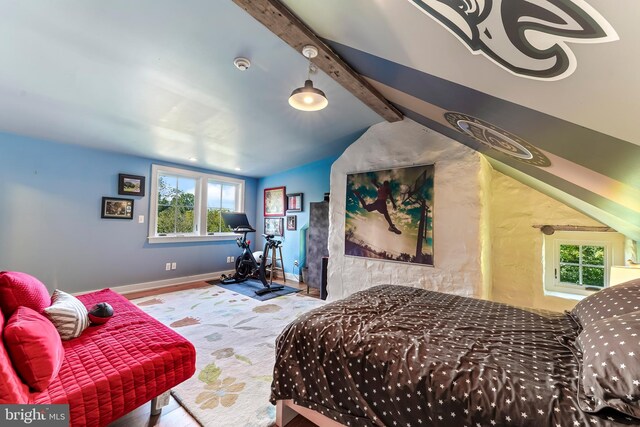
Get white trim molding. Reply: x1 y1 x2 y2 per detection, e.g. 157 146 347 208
148 164 245 244
148 234 237 244
284 272 301 283
543 230 624 298
73 269 234 297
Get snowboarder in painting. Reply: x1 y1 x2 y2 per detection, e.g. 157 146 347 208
345 164 434 266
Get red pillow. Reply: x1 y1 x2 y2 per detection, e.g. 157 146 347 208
0 309 29 403
0 271 51 317
3 306 64 392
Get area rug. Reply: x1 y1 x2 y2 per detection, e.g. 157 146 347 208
133 285 325 427
206 280 301 301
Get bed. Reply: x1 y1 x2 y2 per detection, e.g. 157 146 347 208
271 285 640 426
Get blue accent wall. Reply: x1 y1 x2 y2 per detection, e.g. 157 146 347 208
256 156 336 276
0 133 257 293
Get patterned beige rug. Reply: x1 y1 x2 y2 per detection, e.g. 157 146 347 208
133 285 325 427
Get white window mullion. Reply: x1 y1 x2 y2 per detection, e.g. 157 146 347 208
578 245 583 285
544 231 625 300
148 164 245 244
173 176 179 234
218 183 224 233
198 177 208 236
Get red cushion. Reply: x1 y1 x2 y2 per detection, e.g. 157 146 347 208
4 307 64 392
0 309 30 403
0 272 51 318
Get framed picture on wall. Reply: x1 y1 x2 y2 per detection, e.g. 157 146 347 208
345 164 435 266
286 215 297 231
264 186 286 217
101 197 134 220
118 174 145 196
264 217 284 236
286 193 303 212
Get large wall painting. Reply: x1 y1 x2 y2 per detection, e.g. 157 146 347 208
407 0 618 80
345 164 434 266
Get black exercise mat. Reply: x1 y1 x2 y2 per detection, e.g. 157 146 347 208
206 279 301 301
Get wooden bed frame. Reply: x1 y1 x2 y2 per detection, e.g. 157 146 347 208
276 399 345 427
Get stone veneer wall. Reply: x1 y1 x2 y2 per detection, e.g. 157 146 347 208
326 119 492 301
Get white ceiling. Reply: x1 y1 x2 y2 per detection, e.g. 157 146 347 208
283 0 639 147
0 0 382 177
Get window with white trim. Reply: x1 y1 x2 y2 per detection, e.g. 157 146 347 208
543 231 624 298
148 164 244 243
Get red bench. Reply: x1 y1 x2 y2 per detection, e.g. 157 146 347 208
1 288 196 427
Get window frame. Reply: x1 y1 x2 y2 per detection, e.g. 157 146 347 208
148 164 245 244
543 231 624 299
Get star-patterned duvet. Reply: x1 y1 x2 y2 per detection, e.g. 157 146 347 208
271 285 637 426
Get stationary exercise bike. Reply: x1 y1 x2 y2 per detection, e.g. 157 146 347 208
219 212 284 296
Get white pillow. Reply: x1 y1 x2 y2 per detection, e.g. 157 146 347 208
44 289 90 340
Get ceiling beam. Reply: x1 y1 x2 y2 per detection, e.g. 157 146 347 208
232 0 403 122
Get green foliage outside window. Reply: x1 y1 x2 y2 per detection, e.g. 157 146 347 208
583 267 605 286
559 265 579 283
156 176 235 235
582 246 604 265
559 244 605 287
559 245 579 263
207 208 232 234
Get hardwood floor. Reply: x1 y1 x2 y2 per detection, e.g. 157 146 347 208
109 277 321 427
108 394 317 427
109 395 199 427
120 277 321 301
121 280 211 300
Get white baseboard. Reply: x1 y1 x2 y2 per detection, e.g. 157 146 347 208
73 269 234 297
284 272 301 283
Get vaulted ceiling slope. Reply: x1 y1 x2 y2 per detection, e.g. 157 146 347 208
0 1 381 177
282 0 640 241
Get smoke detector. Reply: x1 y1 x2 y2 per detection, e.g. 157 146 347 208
233 57 251 71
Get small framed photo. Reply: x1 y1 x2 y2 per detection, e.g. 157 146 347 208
264 217 284 236
101 197 134 220
264 186 286 217
118 174 145 197
287 193 303 212
286 215 297 231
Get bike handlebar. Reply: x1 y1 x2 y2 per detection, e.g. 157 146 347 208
261 234 282 248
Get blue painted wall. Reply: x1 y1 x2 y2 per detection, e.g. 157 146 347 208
0 133 257 293
256 156 336 276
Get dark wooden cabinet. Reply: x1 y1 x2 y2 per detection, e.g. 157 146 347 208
307 201 329 299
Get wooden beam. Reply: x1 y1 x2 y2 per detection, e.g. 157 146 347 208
232 0 403 122
533 224 616 233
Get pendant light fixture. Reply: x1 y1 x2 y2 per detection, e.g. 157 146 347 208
288 45 328 112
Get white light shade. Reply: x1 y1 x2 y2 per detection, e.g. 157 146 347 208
610 266 640 286
288 80 328 111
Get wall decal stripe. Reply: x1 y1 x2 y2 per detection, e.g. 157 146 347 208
369 77 640 214
488 158 640 242
399 106 640 238
325 38 640 190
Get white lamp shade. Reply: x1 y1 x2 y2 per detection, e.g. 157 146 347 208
610 266 640 286
288 80 328 111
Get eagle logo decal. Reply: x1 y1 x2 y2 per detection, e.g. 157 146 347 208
408 0 618 80
445 112 551 166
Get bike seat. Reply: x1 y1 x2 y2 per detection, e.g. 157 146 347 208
262 233 274 239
